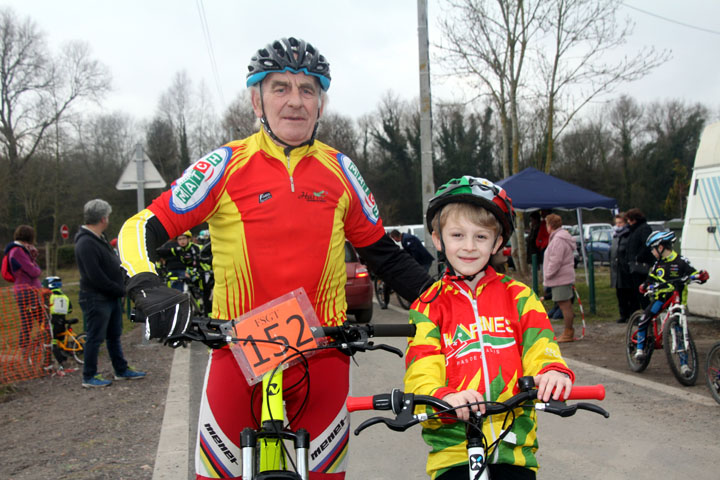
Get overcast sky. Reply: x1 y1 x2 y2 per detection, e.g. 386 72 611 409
4 0 720 123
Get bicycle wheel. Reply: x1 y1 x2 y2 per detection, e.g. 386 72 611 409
663 314 698 386
626 310 653 372
705 342 720 405
374 277 389 309
68 333 86 365
397 293 412 310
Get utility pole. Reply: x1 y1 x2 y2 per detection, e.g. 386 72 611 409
417 0 435 254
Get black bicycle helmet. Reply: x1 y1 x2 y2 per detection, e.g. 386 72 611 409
246 37 331 91
646 230 675 249
426 176 515 244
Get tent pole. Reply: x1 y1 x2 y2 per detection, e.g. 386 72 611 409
577 208 589 286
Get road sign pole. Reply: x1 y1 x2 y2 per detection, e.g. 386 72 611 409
134 143 145 212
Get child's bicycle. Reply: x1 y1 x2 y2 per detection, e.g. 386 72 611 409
54 318 86 364
705 341 720 405
625 275 706 386
167 291 415 480
346 376 608 480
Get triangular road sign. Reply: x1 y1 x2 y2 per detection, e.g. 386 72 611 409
116 157 167 190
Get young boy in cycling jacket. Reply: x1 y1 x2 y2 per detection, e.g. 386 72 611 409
404 176 575 480
634 230 708 366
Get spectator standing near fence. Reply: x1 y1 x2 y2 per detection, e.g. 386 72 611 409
74 199 146 388
543 214 576 343
4 225 43 356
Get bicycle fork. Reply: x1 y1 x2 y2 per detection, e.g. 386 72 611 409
240 370 310 480
466 420 490 480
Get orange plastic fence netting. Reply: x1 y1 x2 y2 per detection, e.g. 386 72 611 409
0 285 53 385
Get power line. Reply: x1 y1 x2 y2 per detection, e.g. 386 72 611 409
622 2 720 36
196 0 226 108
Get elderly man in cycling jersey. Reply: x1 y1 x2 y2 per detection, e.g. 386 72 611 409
119 37 429 480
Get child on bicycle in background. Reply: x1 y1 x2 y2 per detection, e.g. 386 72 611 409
634 231 708 369
404 176 575 480
44 276 73 369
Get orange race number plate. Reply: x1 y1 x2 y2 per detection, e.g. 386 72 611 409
228 288 323 385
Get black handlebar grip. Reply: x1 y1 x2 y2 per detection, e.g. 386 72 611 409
370 323 416 337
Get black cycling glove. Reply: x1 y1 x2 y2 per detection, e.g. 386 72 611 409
127 272 192 347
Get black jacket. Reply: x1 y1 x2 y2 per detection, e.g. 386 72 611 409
74 227 125 298
610 226 632 288
626 220 654 279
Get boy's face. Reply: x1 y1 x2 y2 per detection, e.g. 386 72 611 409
177 236 189 247
432 210 503 279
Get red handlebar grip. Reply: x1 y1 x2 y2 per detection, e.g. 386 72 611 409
346 396 374 412
567 384 605 401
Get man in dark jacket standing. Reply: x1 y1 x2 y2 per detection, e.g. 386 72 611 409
625 208 654 310
75 199 146 388
610 213 633 323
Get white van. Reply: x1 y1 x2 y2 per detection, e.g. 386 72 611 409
681 121 720 317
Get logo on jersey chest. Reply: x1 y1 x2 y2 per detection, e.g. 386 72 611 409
170 147 231 213
443 317 516 353
298 190 328 202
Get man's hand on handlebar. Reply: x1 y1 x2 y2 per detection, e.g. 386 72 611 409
534 370 572 402
442 389 486 421
127 272 193 347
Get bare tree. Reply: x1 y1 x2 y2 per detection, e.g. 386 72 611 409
0 9 110 170
221 91 257 142
437 0 545 276
158 71 193 177
535 0 669 173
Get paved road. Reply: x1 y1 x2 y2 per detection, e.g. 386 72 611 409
152 302 719 480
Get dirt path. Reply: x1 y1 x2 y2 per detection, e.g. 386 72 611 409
0 325 174 480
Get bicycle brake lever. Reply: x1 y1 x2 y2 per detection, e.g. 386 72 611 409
354 415 417 435
536 400 578 417
576 402 610 418
364 342 404 357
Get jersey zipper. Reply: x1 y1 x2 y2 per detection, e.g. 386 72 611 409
285 150 295 193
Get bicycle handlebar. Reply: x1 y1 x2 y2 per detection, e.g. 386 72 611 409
183 315 416 354
346 377 608 434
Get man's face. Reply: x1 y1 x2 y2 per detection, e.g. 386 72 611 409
251 71 323 146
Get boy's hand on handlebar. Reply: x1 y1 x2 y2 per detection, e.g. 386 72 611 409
534 371 572 402
442 389 486 421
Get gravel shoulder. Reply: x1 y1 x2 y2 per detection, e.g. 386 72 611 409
0 325 174 480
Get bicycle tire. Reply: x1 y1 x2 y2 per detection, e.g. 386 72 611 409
663 314 698 386
68 333 86 365
397 293 412 310
374 277 389 309
625 310 653 372
705 342 720 405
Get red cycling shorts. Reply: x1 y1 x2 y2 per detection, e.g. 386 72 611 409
195 347 351 479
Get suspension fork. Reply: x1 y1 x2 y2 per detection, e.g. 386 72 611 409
240 370 310 480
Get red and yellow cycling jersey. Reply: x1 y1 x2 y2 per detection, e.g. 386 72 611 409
119 129 384 326
404 268 574 478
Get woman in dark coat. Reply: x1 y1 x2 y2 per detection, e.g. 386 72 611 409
610 213 634 323
625 208 654 310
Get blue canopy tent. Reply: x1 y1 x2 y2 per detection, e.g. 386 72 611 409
496 167 617 211
496 167 618 288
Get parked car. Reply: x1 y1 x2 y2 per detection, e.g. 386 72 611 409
571 223 612 267
344 241 373 323
584 229 612 264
